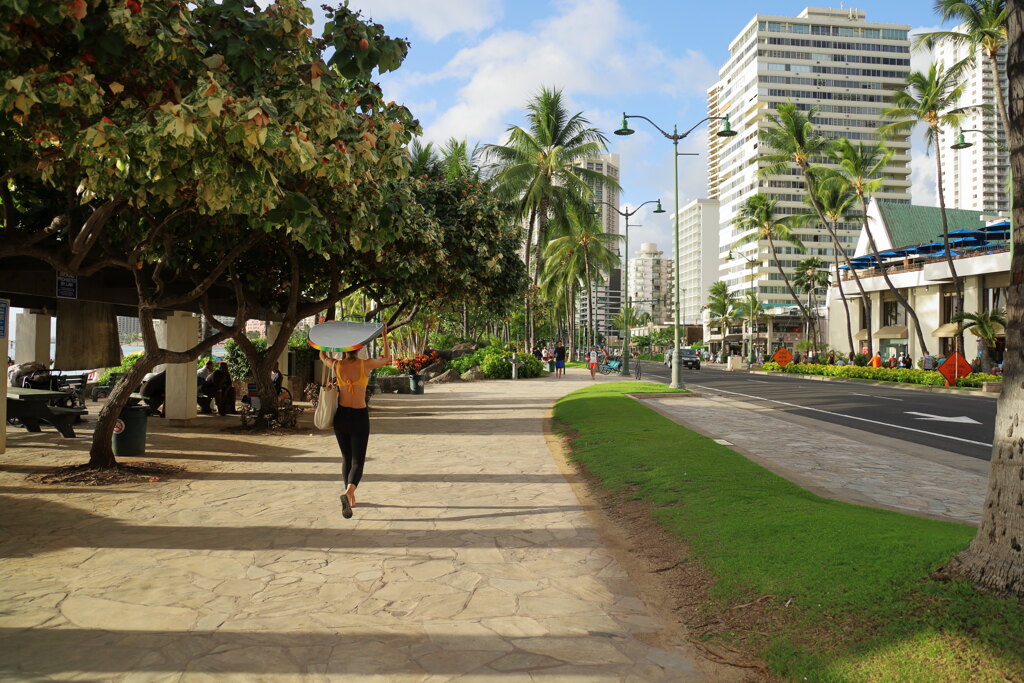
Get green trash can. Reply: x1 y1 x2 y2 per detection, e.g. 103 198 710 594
112 405 150 457
409 373 425 395
547 360 555 373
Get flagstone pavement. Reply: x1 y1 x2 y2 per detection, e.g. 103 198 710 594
0 370 727 682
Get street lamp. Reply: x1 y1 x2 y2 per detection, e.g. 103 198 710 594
616 113 736 388
594 198 664 375
728 250 758 365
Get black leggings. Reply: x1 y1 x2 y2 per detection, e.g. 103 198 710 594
333 406 369 487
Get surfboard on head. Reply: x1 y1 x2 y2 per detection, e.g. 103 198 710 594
307 321 385 353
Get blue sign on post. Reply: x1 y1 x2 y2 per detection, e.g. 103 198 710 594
56 272 78 299
0 300 8 339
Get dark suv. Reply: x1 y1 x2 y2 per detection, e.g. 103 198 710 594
663 348 701 370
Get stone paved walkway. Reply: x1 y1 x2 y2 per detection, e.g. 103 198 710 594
644 394 988 526
0 370 716 681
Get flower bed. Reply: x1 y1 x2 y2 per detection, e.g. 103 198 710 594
760 362 1002 388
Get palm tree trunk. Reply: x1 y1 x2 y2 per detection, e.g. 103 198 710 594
832 232 856 354
933 137 965 355
584 251 594 349
767 237 810 329
989 53 1011 141
858 196 930 356
801 167 872 353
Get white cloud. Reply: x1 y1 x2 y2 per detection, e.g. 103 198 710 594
346 0 503 42
415 0 717 144
908 24 942 74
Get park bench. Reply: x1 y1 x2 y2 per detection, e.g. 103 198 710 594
6 388 87 438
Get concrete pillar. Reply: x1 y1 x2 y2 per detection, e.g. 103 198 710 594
267 322 290 374
1 298 9 454
14 311 52 365
163 311 198 425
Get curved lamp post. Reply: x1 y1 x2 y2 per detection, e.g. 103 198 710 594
952 128 1014 259
615 113 736 388
594 198 664 375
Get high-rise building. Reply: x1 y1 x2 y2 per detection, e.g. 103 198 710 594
935 26 1009 213
707 7 913 308
628 242 674 326
676 198 720 325
576 153 622 340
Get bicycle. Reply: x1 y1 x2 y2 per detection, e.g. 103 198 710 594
598 359 621 375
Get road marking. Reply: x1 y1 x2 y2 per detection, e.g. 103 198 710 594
905 411 981 424
748 380 771 383
693 384 992 448
852 392 903 402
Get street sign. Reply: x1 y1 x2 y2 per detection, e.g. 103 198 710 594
56 272 78 299
773 347 793 367
938 352 972 386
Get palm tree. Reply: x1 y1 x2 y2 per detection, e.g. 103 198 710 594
735 290 767 360
881 63 985 355
792 257 830 349
705 280 736 351
827 138 931 355
731 194 811 343
542 204 621 349
801 180 861 354
438 138 484 182
952 308 1006 373
408 139 440 177
916 0 1009 136
757 103 874 352
611 305 650 335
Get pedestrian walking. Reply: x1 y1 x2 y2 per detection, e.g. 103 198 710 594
587 347 600 380
319 344 393 519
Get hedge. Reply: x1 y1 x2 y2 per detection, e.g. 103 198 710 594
760 362 1002 388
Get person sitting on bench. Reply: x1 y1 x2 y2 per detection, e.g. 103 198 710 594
202 362 237 416
142 370 166 418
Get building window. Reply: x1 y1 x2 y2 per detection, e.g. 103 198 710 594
882 299 906 326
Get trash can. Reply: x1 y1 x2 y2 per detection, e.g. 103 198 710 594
547 360 555 373
112 405 150 457
409 373 425 395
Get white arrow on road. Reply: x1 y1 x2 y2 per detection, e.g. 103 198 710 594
905 411 981 424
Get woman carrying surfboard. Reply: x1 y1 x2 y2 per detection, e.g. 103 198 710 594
311 322 392 519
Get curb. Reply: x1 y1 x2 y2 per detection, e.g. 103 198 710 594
747 370 999 399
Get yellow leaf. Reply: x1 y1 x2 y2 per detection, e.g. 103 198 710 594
14 93 32 114
109 82 124 95
5 76 24 91
207 97 223 116
311 76 321 92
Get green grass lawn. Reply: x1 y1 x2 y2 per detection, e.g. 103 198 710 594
553 382 1024 682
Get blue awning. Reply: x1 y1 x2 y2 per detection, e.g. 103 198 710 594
947 229 988 238
983 220 1010 230
908 242 945 254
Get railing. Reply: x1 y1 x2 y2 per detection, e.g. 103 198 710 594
838 245 1009 281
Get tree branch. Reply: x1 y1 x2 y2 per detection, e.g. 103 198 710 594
156 233 260 309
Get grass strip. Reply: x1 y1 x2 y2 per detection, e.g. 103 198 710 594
553 382 1024 682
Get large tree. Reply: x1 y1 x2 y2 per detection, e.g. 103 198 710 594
881 62 983 355
758 104 877 354
917 0 1010 135
944 0 1023 594
0 0 415 465
485 87 616 346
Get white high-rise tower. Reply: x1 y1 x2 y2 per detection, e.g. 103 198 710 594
575 154 621 341
935 26 1009 213
707 7 913 308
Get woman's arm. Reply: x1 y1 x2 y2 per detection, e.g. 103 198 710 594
318 350 335 370
366 355 393 370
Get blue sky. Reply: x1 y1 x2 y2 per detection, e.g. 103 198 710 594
342 0 947 253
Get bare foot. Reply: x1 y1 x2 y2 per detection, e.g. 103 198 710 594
346 487 356 508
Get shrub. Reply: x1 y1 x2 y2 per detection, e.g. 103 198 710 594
394 351 442 374
761 362 948 386
519 355 544 378
956 372 1001 388
374 365 400 376
853 353 870 367
98 351 144 386
225 337 267 381
430 332 472 349
480 353 512 379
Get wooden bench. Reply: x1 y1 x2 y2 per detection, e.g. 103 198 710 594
6 399 85 438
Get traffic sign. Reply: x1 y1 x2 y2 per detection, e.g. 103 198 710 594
113 419 125 434
773 347 793 367
938 352 972 386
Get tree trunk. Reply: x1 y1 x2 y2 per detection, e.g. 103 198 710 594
767 237 810 326
832 233 856 355
989 52 1012 143
859 196 930 356
945 4 1024 594
933 139 965 355
584 251 594 349
88 352 160 467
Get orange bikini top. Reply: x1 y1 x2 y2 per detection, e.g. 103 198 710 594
334 359 369 394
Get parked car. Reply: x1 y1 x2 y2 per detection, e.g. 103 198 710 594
663 348 701 370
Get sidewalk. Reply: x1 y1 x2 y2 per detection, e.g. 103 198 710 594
0 371 718 681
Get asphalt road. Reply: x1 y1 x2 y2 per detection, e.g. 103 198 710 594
634 360 998 461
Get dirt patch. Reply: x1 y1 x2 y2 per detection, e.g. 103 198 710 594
546 425 785 682
26 461 185 486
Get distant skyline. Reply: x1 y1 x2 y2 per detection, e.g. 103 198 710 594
346 0 948 254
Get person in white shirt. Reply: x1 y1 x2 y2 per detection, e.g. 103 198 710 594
587 347 600 380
